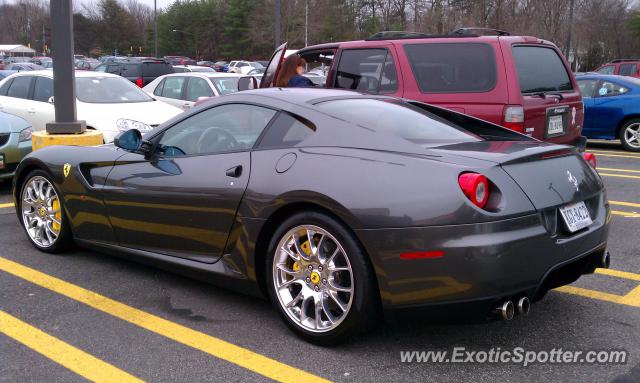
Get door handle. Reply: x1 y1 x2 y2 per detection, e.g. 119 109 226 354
225 165 242 178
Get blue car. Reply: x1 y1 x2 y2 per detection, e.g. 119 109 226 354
576 74 640 151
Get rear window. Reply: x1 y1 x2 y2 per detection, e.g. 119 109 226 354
316 98 480 144
142 62 174 78
512 46 573 94
404 43 497 93
120 64 141 77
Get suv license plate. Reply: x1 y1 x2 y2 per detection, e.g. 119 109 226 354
559 201 592 232
547 115 564 135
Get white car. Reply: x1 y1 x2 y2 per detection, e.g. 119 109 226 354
143 72 242 110
0 71 182 143
172 65 215 73
227 61 263 75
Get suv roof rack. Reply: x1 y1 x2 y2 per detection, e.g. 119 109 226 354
366 28 510 41
449 27 510 36
611 59 640 63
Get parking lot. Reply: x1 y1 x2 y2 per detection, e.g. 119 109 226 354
0 140 637 383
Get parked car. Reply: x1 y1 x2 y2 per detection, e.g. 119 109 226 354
0 70 17 80
259 28 585 146
4 63 44 72
594 59 640 78
228 61 264 75
0 71 182 143
95 58 175 87
576 74 640 151
76 58 101 71
172 65 215 73
29 57 51 66
143 72 241 110
164 56 197 66
12 87 610 344
213 61 228 72
0 111 32 181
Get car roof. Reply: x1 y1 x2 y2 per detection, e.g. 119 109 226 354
158 72 241 79
237 87 376 105
7 70 121 79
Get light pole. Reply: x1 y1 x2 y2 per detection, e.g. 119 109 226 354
154 0 158 58
304 0 308 47
171 29 197 59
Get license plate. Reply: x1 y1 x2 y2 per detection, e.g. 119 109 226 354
559 201 593 232
547 115 564 136
0 154 4 170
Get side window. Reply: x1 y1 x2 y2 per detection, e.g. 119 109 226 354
335 48 398 93
262 48 285 87
157 104 277 156
95 64 107 73
596 81 629 97
185 77 214 101
33 77 53 102
160 77 186 99
153 79 165 96
258 112 316 149
0 78 13 96
618 63 638 76
120 64 140 77
106 64 121 74
596 65 616 75
577 80 598 98
405 43 497 93
6 76 32 99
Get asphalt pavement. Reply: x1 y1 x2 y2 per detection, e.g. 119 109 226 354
0 140 639 383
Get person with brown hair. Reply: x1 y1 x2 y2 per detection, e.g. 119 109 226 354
275 54 315 87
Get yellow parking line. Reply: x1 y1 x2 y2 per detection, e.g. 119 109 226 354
598 167 640 173
555 285 628 306
611 210 640 218
598 172 640 180
595 268 640 281
0 310 143 383
619 286 640 306
0 257 331 383
0 202 14 209
590 152 640 160
590 149 640 157
609 200 640 208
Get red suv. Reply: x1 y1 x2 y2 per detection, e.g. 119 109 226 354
595 59 640 78
260 29 584 146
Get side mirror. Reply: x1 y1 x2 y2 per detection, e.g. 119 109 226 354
47 96 54 104
114 129 142 151
238 76 258 91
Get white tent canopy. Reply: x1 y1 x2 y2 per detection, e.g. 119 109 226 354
0 45 36 56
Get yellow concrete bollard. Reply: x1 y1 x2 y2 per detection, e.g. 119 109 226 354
32 130 104 151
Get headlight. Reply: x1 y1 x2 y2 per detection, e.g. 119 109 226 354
116 118 153 133
18 127 33 142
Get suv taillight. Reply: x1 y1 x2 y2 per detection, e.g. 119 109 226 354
503 105 525 133
135 77 143 87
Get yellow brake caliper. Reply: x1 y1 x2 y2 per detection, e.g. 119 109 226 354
51 198 61 233
292 240 312 272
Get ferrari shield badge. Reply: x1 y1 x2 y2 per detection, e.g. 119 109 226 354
63 163 71 178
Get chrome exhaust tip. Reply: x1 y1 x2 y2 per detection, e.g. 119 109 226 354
493 301 515 321
601 251 610 269
517 297 530 316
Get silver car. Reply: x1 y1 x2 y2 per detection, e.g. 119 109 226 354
0 112 32 181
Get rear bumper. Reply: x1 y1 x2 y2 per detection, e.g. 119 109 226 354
355 193 610 309
0 133 31 180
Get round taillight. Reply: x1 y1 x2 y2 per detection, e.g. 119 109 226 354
458 172 490 209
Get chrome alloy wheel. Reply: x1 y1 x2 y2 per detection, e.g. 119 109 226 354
272 225 354 333
21 176 62 248
623 123 640 149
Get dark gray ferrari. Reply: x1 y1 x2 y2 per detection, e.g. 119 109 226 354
12 88 610 344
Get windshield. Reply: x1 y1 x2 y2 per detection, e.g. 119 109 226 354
209 77 239 95
76 77 154 103
316 99 481 144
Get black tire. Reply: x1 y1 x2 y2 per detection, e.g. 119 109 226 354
19 169 73 253
619 118 640 152
265 211 379 345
